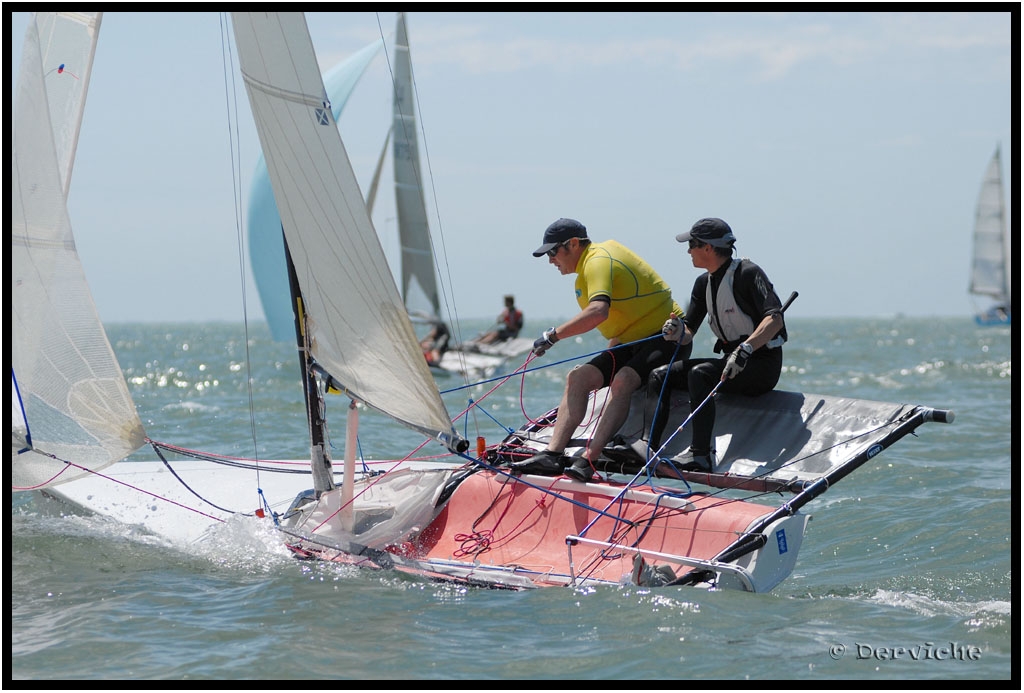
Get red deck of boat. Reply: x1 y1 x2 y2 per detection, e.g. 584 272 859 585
413 471 774 585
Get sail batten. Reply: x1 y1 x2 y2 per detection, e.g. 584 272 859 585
231 12 460 449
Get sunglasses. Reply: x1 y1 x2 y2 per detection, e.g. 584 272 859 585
688 239 706 250
546 240 570 257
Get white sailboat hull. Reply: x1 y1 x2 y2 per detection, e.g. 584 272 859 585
37 459 314 545
38 457 455 546
434 337 534 378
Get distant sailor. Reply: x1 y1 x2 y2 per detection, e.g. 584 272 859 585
476 294 524 345
420 319 451 367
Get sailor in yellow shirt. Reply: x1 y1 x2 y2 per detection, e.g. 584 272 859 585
515 218 688 482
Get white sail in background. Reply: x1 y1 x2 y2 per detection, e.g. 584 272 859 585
393 13 441 321
231 12 459 445
11 12 146 489
969 146 1010 304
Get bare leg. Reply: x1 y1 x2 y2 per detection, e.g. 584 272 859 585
584 367 640 462
545 364 604 453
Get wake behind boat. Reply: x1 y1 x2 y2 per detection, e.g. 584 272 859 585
13 11 954 594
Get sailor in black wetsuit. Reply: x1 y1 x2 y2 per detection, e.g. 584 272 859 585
420 320 450 367
646 217 787 473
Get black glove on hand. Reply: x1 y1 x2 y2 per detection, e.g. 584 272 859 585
722 342 753 380
532 327 559 357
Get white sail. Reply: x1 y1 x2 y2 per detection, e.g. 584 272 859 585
33 12 102 197
231 12 460 446
248 38 385 342
12 375 29 460
969 146 1010 304
393 13 441 321
11 12 146 489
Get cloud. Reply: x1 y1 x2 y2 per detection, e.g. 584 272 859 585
405 12 1009 82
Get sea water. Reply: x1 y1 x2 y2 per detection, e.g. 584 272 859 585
10 317 1014 681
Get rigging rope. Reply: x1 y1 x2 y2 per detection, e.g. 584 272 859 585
218 12 267 511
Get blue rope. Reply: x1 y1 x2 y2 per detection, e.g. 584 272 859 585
438 333 663 395
466 398 516 435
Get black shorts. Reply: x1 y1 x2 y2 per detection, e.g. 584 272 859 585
586 333 689 388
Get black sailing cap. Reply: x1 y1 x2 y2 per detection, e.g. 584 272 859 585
533 218 588 257
675 217 737 248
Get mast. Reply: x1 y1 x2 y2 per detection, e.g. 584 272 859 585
283 237 335 494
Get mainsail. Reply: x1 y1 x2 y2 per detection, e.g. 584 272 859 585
11 12 146 488
969 146 1010 306
231 12 460 446
393 13 441 321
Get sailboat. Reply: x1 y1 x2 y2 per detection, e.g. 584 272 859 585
388 12 532 379
14 11 955 592
969 145 1012 326
391 12 441 327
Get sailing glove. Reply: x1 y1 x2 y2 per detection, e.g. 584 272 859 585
662 316 687 343
532 327 559 357
722 342 753 380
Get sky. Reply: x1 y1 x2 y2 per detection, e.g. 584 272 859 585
10 10 1016 326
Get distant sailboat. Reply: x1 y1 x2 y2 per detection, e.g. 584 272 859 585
969 146 1012 326
390 13 532 377
392 12 441 324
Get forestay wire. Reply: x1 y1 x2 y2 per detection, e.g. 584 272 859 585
218 13 266 502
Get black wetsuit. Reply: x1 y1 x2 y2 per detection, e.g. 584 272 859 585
644 258 787 453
